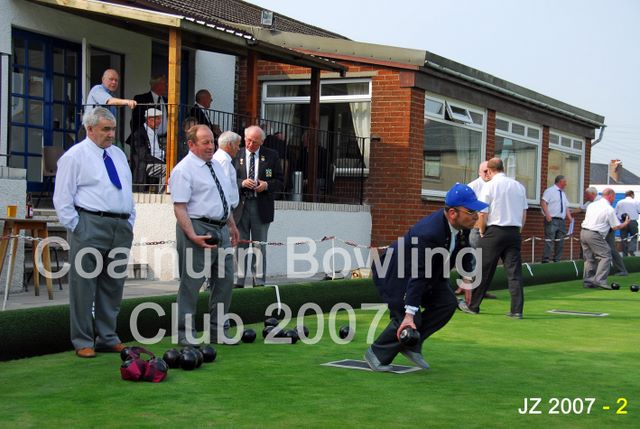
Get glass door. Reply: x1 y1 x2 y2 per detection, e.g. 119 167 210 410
10 29 81 188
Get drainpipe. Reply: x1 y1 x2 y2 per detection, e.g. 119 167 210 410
591 125 606 146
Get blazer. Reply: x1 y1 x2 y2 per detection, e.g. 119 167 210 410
130 91 166 135
373 209 472 313
233 146 283 224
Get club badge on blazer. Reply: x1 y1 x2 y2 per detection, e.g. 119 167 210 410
239 157 244 165
266 168 272 178
260 155 266 162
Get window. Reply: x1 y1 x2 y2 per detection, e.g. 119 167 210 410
10 29 82 187
423 95 485 194
262 78 371 172
548 131 585 205
494 115 542 201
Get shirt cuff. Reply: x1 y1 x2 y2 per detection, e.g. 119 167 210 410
404 305 419 315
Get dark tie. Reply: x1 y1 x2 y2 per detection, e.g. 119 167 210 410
559 189 564 215
249 152 256 181
205 161 229 220
103 150 122 189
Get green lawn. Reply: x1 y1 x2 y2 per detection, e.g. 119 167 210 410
1 278 638 429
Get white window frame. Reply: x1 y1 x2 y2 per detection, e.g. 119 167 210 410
445 101 473 124
261 78 372 175
422 94 486 198
548 130 585 207
495 114 543 204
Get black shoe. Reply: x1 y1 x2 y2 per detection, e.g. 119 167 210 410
506 312 523 319
233 284 244 289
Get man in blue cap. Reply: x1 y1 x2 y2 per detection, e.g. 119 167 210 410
364 183 488 371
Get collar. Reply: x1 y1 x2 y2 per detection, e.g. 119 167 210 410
100 84 113 95
87 137 108 156
188 150 209 167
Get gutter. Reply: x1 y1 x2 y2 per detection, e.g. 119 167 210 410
424 60 605 128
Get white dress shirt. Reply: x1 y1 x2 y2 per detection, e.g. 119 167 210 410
542 184 570 218
53 138 135 231
467 176 485 197
244 148 260 181
582 197 620 236
614 196 640 221
169 151 235 220
479 172 528 227
212 149 240 208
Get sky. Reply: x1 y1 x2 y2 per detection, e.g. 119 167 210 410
248 0 640 177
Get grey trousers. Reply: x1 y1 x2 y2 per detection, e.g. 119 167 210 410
236 198 270 286
605 229 627 275
542 218 567 262
581 229 612 287
68 212 133 350
176 219 234 345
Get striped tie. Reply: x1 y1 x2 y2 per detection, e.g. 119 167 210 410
205 161 228 220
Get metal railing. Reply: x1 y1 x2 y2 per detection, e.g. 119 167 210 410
101 103 368 204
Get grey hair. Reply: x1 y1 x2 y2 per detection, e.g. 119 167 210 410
218 131 241 149
245 125 265 141
83 107 116 128
554 175 565 184
585 186 598 196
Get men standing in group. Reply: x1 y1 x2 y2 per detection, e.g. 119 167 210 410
541 175 573 263
233 125 283 288
53 107 135 358
614 190 640 256
365 184 488 371
169 125 239 345
131 75 167 139
189 89 222 140
581 188 630 289
86 69 137 115
464 158 528 319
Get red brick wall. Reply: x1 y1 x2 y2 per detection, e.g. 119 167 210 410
241 57 592 259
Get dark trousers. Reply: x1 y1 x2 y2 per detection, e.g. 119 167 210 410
620 220 638 256
371 282 457 365
470 225 524 314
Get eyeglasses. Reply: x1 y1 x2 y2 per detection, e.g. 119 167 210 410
455 208 478 215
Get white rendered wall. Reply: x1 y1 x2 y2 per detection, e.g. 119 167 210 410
194 51 236 114
0 167 27 292
130 197 372 281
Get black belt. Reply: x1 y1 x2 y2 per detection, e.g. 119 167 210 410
552 217 564 220
76 207 130 220
193 217 226 226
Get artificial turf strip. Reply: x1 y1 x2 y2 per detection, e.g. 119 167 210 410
0 278 638 429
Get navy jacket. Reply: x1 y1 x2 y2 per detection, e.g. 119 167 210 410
373 209 472 313
233 146 283 224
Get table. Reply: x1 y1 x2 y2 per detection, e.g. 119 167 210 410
1 218 54 310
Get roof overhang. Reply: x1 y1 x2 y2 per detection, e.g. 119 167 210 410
28 0 346 73
231 25 605 128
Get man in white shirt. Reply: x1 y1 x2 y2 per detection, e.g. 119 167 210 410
169 125 240 345
540 175 573 263
213 131 241 210
53 107 135 358
464 158 528 318
581 188 630 289
614 190 640 256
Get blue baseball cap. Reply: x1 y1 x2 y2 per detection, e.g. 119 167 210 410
445 183 489 211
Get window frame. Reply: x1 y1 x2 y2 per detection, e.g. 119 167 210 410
548 130 585 207
422 94 486 198
494 113 543 204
